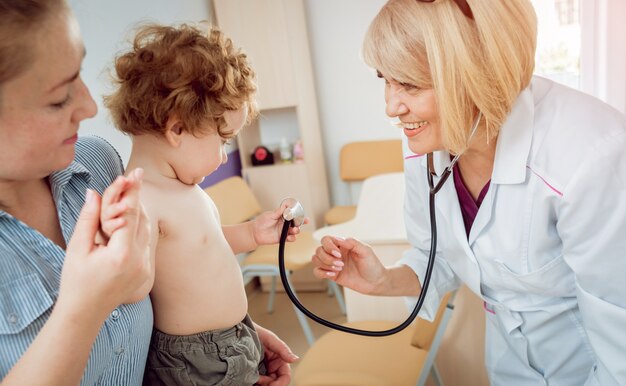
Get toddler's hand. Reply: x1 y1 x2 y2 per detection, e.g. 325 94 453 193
252 202 309 246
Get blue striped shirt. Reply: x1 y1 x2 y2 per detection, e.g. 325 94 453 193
0 136 153 385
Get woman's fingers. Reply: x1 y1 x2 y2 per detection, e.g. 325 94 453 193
110 168 144 245
322 235 343 256
67 189 101 256
101 217 126 237
312 256 338 279
100 175 128 210
335 237 371 258
59 170 154 314
99 168 142 240
311 235 348 279
102 202 128 220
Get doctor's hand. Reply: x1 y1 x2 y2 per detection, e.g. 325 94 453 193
312 236 387 295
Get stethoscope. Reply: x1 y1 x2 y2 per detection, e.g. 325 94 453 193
276 112 483 336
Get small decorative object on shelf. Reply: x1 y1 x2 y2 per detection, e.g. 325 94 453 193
279 137 293 163
293 139 304 163
251 145 274 166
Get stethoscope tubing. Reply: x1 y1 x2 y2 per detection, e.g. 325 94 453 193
277 187 439 336
277 111 482 336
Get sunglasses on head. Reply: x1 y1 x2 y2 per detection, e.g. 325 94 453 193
417 0 474 19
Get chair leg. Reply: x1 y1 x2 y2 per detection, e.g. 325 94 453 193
242 266 315 345
416 305 454 386
430 364 443 386
267 276 277 314
328 281 347 315
292 304 316 346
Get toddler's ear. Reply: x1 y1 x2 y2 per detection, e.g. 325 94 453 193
164 116 184 148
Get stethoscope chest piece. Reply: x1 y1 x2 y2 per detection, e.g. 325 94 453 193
281 198 305 227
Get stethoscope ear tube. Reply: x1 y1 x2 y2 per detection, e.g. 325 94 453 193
277 188 438 336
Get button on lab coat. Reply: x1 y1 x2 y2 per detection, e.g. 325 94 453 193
399 76 626 385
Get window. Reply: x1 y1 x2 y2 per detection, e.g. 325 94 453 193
555 0 579 25
532 0 581 89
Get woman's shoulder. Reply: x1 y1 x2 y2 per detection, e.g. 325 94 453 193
528 76 626 191
530 76 626 150
531 76 625 133
75 135 124 175
74 135 124 176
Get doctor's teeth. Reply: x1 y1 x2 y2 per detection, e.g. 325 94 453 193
403 121 428 130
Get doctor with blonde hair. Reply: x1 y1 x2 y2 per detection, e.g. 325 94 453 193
313 0 626 384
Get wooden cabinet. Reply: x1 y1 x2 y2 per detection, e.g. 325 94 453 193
212 0 296 109
213 0 330 229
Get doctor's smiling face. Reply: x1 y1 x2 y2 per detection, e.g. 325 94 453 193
381 72 443 156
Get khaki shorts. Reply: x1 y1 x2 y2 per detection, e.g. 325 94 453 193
143 314 266 386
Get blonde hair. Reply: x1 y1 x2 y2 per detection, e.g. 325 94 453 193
363 0 537 154
104 24 257 138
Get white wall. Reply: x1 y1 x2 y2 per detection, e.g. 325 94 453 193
304 0 398 207
71 0 626 207
71 0 395 207
69 0 212 164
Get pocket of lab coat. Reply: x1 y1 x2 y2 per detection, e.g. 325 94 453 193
496 255 575 296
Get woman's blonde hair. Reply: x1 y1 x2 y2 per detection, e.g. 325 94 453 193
104 24 257 138
363 0 537 154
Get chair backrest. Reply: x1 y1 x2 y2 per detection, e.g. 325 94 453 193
411 292 454 351
339 139 403 182
313 172 407 245
203 176 262 225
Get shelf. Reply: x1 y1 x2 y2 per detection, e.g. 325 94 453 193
215 0 330 229
244 162 307 172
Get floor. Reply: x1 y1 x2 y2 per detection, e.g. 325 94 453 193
247 284 485 386
247 284 347 380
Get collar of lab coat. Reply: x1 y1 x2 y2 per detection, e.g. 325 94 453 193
422 84 535 185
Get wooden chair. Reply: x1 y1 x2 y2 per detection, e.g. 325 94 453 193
293 292 455 386
204 176 346 346
324 139 404 225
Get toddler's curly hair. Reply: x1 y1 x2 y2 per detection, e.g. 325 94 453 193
104 23 257 138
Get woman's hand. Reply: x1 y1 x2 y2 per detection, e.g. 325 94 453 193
56 168 152 319
312 236 387 295
97 174 134 241
252 203 309 246
254 323 299 386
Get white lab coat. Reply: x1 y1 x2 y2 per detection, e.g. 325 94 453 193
399 76 626 385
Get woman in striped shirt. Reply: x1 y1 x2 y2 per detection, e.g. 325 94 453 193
0 1 297 385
